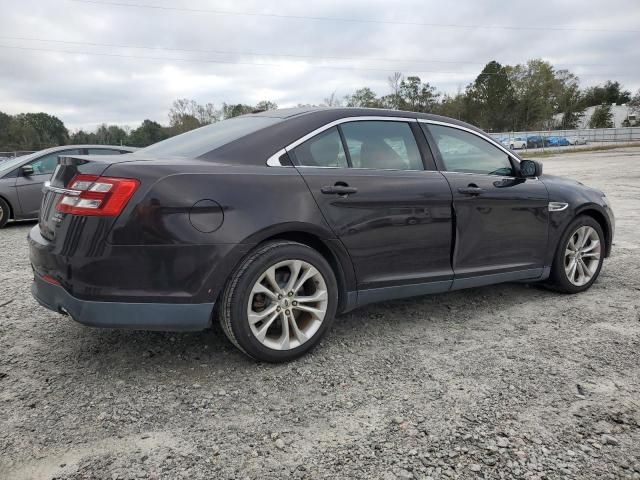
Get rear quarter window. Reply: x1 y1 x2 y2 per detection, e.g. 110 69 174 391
136 116 281 158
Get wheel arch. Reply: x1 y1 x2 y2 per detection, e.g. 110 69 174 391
0 194 14 220
576 207 612 257
249 228 355 313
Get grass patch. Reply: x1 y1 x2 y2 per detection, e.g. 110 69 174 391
520 142 640 158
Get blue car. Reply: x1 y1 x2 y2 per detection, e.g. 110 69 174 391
546 136 570 147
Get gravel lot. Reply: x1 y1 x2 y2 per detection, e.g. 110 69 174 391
1 147 639 480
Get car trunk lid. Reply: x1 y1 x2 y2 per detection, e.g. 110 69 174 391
39 154 140 241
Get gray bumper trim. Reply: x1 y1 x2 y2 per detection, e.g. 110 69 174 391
32 277 213 332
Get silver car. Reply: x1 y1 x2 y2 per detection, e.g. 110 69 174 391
0 145 136 228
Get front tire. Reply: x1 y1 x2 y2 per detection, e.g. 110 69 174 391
547 215 604 293
219 241 338 362
0 197 10 228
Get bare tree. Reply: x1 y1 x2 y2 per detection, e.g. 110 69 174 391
388 72 404 109
322 92 341 107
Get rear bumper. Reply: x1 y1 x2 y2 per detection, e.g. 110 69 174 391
31 275 214 332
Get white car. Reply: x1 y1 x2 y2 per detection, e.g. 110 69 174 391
507 137 527 149
568 136 587 145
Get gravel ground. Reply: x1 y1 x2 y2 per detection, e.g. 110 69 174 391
1 147 639 480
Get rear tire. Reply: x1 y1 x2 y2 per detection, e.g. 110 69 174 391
547 215 605 293
0 198 10 228
218 241 338 362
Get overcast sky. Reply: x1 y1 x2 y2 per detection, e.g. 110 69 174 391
0 0 639 130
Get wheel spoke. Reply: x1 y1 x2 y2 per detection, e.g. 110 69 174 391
292 303 325 319
579 258 593 277
251 282 278 300
283 260 303 293
575 259 586 283
263 266 282 294
294 290 327 304
292 266 319 293
582 240 600 253
578 227 589 249
248 304 278 325
568 259 578 281
253 310 280 342
288 316 308 344
278 312 290 349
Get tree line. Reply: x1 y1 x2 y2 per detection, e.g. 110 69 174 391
1 58 639 151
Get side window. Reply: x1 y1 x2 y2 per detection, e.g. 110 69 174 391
426 124 514 176
340 121 423 170
29 149 82 175
292 127 348 168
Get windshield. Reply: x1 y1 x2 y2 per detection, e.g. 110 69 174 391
136 116 281 158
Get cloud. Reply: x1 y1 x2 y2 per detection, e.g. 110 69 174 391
0 0 638 130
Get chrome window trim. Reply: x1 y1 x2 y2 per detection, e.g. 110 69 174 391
266 116 418 167
440 170 518 180
266 149 288 167
418 119 522 164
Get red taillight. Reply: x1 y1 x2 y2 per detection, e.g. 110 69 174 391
56 174 140 216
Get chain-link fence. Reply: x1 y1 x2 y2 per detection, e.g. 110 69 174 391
490 127 640 153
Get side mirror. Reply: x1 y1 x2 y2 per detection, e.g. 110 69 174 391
519 159 542 178
21 165 34 176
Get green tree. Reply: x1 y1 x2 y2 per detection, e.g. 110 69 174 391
555 70 584 129
254 100 278 112
0 111 12 150
433 92 466 121
9 112 69 149
70 129 97 144
589 105 614 128
128 119 170 147
344 87 381 108
93 124 128 145
583 81 631 107
221 103 254 118
464 61 515 131
398 76 440 113
507 59 560 130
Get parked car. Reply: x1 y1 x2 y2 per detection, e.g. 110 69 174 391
497 137 527 150
509 137 527 149
568 136 587 145
526 135 546 148
29 108 614 362
0 145 136 228
546 136 571 147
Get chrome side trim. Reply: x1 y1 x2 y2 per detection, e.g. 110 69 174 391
43 181 81 197
418 119 521 164
266 116 417 167
548 201 569 212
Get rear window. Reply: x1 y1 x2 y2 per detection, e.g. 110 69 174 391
136 116 281 158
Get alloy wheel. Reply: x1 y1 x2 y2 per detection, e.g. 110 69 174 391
247 259 328 350
564 225 601 286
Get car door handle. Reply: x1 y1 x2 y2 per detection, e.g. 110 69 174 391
321 185 358 195
458 186 485 196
